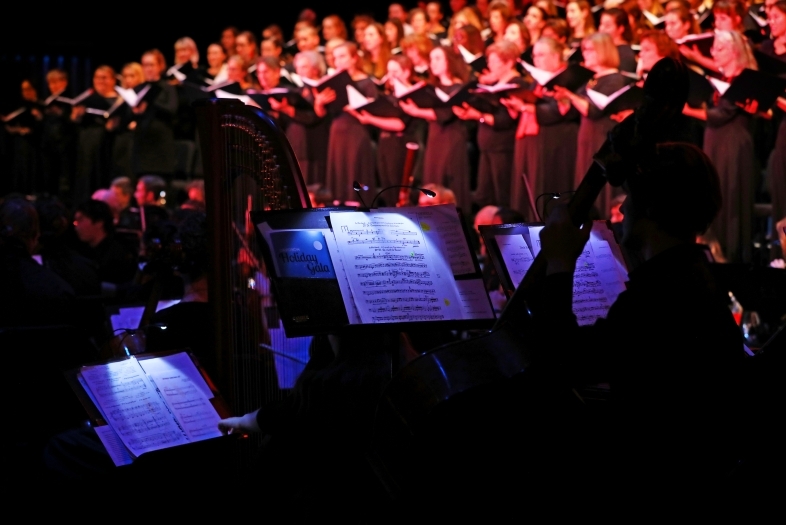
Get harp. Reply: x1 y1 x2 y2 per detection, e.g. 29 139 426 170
194 99 310 448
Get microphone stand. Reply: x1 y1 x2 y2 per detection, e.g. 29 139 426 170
370 185 436 209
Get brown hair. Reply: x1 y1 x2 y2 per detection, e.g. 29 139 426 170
429 45 470 85
639 29 680 60
401 34 435 61
362 23 392 79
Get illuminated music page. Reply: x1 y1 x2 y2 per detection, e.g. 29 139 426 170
80 358 188 457
522 222 628 326
138 353 223 442
495 234 534 288
410 204 476 276
328 210 464 324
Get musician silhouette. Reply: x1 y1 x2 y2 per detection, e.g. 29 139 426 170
531 142 746 490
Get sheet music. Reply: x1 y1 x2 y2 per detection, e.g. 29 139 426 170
322 227 363 324
455 278 495 319
527 226 545 257
138 353 223 442
80 358 188 457
329 210 464 323
524 222 628 325
410 204 476 276
495 233 534 288
93 425 134 467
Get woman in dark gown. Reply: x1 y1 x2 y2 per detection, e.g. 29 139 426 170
269 50 331 188
318 42 378 203
503 37 580 221
758 2 786 232
598 8 638 74
400 45 472 213
554 33 631 218
684 30 758 262
351 55 423 199
454 40 528 209
72 66 120 204
131 49 177 178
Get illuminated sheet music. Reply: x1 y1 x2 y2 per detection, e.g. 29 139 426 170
412 204 476 276
322 226 363 324
329 210 464 324
522 222 628 326
138 353 223 442
495 234 534 288
80 359 188 457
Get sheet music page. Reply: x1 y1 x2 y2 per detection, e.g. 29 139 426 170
80 358 188 457
527 222 627 326
329 210 463 323
138 353 223 442
495 233 534 288
401 204 476 276
526 225 545 257
93 425 135 466
455 278 495 319
322 226 363 324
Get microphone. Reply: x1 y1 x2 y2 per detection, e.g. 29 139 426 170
370 185 436 209
352 180 370 209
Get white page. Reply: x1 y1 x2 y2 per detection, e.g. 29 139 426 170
572 244 612 326
434 87 450 102
138 353 223 442
527 225 545 257
495 233 534 288
527 223 625 325
80 358 188 456
586 84 633 111
110 300 180 332
519 60 563 87
94 425 135 467
322 226 364 324
708 77 730 96
455 278 495 319
458 44 481 64
329 210 463 323
346 85 370 109
407 204 476 276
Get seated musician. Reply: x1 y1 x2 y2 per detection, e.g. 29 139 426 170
531 142 745 487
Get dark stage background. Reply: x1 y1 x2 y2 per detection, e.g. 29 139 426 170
1 2 391 111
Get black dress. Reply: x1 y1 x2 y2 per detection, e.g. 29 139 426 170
512 95 580 221
574 72 631 218
74 93 119 204
375 97 424 201
758 40 786 231
422 83 472 213
130 80 177 177
280 87 330 187
474 77 529 209
325 77 378 203
617 44 638 74
704 86 756 262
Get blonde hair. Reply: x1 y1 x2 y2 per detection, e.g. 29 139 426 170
713 30 757 71
122 62 144 88
586 33 619 69
448 7 484 41
175 37 199 67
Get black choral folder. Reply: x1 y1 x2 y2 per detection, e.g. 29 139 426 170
253 205 496 337
716 68 786 111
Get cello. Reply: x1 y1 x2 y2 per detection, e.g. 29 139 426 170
368 58 690 504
